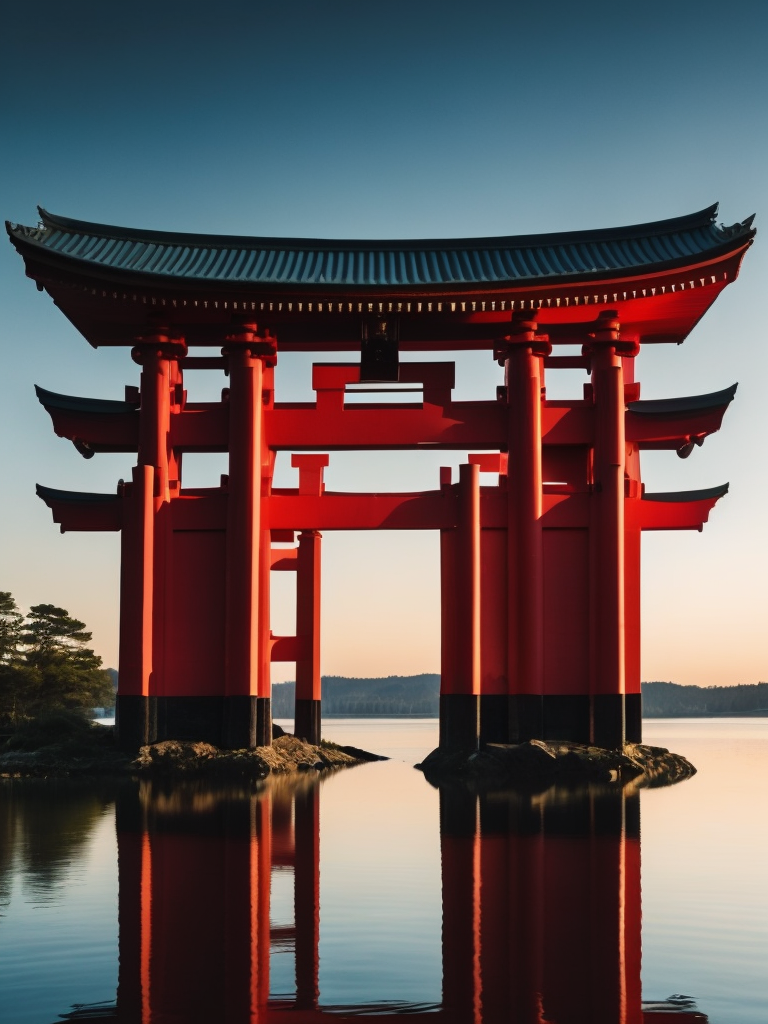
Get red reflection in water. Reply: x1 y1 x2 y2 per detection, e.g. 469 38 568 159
59 778 706 1023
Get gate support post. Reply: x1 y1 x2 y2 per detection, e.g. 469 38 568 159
439 462 480 750
223 328 276 748
117 335 184 749
504 320 549 741
295 530 322 744
589 316 637 748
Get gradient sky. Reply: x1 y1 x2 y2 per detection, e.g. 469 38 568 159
2 0 766 686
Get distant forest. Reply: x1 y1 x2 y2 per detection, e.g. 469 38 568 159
641 681 768 717
272 676 768 718
272 674 440 717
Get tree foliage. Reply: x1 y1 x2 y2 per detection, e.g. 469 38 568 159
0 594 115 727
0 592 23 664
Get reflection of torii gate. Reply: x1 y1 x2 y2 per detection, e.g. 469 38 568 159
55 777 709 1023
8 205 754 751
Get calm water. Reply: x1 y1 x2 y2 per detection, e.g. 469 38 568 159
0 719 765 1023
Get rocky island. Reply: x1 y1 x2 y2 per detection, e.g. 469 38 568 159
0 715 386 779
417 738 696 789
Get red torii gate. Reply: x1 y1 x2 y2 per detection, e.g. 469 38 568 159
7 204 754 750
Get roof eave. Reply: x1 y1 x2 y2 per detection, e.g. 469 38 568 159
8 229 754 297
8 202 751 253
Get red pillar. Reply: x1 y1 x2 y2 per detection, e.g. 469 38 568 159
223 327 276 748
117 334 185 749
439 788 481 1022
624 522 643 743
504 319 550 741
115 783 272 1024
294 783 321 1010
295 530 322 744
118 464 155 746
624 396 643 744
250 795 272 1018
588 316 638 747
440 463 480 750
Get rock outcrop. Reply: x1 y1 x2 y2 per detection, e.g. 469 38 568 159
417 739 696 789
132 734 383 778
0 729 386 779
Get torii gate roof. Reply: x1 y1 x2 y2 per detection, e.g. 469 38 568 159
7 205 754 349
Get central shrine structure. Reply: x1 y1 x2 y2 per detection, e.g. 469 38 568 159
7 205 754 751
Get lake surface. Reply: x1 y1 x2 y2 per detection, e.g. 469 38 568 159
0 719 766 1023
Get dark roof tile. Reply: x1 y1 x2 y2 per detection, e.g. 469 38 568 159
6 205 755 291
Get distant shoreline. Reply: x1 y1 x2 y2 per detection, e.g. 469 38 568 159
275 712 768 721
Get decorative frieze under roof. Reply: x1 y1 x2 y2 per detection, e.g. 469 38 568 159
6 205 755 349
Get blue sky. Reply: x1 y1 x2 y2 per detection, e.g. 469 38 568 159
2 0 766 685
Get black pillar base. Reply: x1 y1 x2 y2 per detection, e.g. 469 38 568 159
116 695 157 751
591 694 625 749
479 694 512 745
475 694 632 747
158 696 227 745
254 697 272 748
295 698 321 745
116 694 272 750
543 695 591 745
222 695 261 749
625 693 642 743
508 694 543 744
439 694 480 751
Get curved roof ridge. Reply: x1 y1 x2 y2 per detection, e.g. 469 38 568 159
627 383 738 416
22 203 748 253
35 384 139 415
642 483 729 502
36 484 120 504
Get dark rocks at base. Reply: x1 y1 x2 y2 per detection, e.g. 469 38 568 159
129 734 380 778
416 739 696 790
0 731 386 779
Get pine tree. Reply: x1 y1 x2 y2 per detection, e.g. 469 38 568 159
0 592 23 664
0 597 114 726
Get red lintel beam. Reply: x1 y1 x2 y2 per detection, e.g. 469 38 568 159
268 400 505 450
271 635 310 662
268 488 458 532
271 547 298 570
36 485 122 532
266 488 580 532
166 398 592 453
267 400 590 452
170 404 228 451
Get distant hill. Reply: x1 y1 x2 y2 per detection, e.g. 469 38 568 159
103 672 768 719
641 680 768 717
272 674 440 717
274 676 768 718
